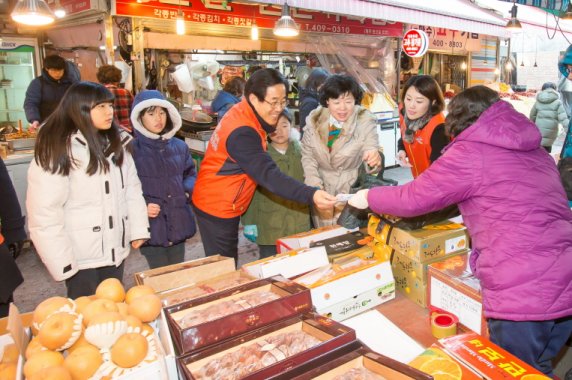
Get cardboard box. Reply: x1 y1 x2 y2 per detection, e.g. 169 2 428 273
308 230 373 261
178 313 357 380
428 255 487 336
409 344 483 379
159 270 256 307
164 276 312 355
292 346 433 380
316 282 395 322
134 255 235 293
157 309 180 380
0 304 30 380
295 255 394 311
242 246 329 279
439 332 550 379
276 225 355 254
392 249 469 308
368 215 469 263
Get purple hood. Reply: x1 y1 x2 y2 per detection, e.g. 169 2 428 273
369 100 572 321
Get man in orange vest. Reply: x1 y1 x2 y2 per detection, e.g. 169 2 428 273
0 158 25 317
193 69 337 261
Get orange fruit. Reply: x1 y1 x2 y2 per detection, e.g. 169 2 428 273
96 278 126 303
23 350 65 379
66 334 95 355
74 297 92 315
127 294 161 323
125 285 155 305
81 299 118 326
419 357 462 380
64 345 103 380
1 343 19 364
110 333 148 368
28 365 72 380
33 297 74 332
116 302 129 317
38 312 80 351
25 336 47 359
0 362 17 380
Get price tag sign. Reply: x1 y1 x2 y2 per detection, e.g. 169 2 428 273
402 29 429 57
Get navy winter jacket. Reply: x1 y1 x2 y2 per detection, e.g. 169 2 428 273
131 127 197 247
211 90 241 120
24 62 80 123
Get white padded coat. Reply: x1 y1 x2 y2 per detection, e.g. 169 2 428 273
27 131 150 281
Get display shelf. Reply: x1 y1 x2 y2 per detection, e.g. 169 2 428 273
0 63 33 67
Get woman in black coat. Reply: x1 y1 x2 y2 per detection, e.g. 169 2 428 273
0 158 25 317
299 68 329 135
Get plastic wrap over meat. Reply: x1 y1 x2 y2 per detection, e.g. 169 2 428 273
163 273 254 306
177 290 280 328
332 367 387 380
192 330 321 380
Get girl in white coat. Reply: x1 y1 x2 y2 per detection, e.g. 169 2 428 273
27 81 150 298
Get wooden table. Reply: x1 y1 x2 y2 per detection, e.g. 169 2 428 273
375 292 437 348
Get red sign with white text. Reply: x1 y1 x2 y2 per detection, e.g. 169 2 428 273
113 0 403 37
402 29 429 57
46 0 92 15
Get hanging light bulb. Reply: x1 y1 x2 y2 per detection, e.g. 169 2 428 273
11 0 55 26
505 61 512 70
506 1 522 31
251 21 259 40
561 3 572 22
54 0 65 18
273 2 299 37
176 8 185 35
460 61 467 70
494 67 500 75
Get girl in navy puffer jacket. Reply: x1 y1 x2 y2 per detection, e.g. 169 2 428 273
131 90 197 269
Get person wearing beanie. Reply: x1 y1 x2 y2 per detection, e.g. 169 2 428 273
130 90 197 269
558 46 572 158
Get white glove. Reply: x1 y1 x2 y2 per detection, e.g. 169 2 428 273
348 189 370 209
396 150 412 168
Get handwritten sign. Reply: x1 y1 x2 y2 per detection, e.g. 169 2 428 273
430 277 482 333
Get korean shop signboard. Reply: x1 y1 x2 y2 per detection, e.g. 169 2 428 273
402 29 429 57
411 25 482 53
113 0 403 37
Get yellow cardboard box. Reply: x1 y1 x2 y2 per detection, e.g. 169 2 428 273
368 215 469 263
392 249 469 308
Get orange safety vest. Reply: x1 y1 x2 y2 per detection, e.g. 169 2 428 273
399 111 446 178
192 98 267 218
0 233 4 246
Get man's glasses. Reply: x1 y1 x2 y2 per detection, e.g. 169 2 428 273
263 99 288 109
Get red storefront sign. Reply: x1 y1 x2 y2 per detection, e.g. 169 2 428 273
402 29 429 57
46 0 92 15
114 0 403 37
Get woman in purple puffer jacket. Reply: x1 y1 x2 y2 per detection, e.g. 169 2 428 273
349 86 572 377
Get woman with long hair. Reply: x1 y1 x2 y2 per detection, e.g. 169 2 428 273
27 81 150 298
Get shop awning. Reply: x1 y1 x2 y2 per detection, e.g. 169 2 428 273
497 0 565 12
249 0 510 37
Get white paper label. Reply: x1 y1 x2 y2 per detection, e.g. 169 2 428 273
430 277 482 334
445 235 467 254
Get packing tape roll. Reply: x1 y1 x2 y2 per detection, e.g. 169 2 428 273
431 312 457 339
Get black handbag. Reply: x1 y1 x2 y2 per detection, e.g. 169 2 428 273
558 156 572 200
337 153 398 229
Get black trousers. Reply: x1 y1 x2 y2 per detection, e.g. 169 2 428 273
65 261 125 299
140 243 185 269
194 206 240 262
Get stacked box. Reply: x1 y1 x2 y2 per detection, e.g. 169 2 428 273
392 249 469 308
134 255 235 294
290 346 432 379
368 215 469 262
177 313 357 380
242 246 329 279
276 225 355 253
164 276 312 355
428 255 487 337
368 215 470 308
294 252 395 321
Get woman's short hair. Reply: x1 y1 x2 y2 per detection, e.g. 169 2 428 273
96 65 122 85
244 68 289 101
542 82 557 91
445 85 500 137
401 75 445 116
305 68 329 93
223 76 246 97
319 74 363 106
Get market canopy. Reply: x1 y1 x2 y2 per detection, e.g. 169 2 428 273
251 0 510 37
497 0 567 12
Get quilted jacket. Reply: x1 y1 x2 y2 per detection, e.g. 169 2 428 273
368 100 572 321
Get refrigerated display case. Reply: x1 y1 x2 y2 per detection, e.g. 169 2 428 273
0 37 41 130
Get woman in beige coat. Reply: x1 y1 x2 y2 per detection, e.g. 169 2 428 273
301 74 381 227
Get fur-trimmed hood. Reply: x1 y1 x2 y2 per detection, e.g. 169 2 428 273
130 90 182 140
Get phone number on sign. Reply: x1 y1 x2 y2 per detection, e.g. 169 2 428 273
303 24 351 34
